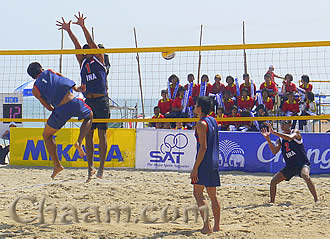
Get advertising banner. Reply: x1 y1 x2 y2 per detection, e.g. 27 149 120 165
10 128 136 168
135 129 196 171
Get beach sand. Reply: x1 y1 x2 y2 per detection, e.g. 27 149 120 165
0 166 329 239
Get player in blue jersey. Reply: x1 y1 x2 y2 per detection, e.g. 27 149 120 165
57 12 110 182
261 121 318 203
27 62 93 179
191 96 221 234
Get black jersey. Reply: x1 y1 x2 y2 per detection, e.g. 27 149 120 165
280 130 310 168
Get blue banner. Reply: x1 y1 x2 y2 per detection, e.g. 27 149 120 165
218 132 330 174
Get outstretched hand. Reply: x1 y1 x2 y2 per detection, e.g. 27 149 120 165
260 127 271 139
73 11 86 27
76 84 86 92
267 122 275 134
56 17 72 31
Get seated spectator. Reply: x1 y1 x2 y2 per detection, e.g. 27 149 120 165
0 122 16 165
239 109 257 132
282 92 300 129
184 74 199 102
239 73 256 97
199 74 212 96
255 104 269 130
155 122 163 129
299 91 316 131
168 74 182 99
163 121 172 129
237 88 255 111
260 73 278 101
151 106 165 127
175 121 187 130
216 107 226 130
226 106 241 131
211 74 225 94
225 75 237 98
266 65 284 84
170 86 194 117
281 73 297 97
299 75 313 92
222 91 236 115
158 89 172 116
256 88 274 113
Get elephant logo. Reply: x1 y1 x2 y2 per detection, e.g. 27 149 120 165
219 139 245 167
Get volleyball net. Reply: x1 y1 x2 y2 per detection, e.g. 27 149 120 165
0 41 329 131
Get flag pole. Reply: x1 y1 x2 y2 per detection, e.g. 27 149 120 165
197 24 203 84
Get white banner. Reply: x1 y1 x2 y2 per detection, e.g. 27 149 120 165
136 129 196 171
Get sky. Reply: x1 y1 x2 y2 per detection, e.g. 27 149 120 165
2 0 330 50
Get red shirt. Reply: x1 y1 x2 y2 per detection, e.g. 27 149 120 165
223 99 235 114
225 84 237 96
169 83 182 99
299 83 313 92
282 100 299 114
208 111 216 118
260 81 278 95
197 83 212 96
225 113 241 127
284 82 297 93
184 83 199 97
152 113 165 119
239 82 256 97
216 114 225 125
237 96 255 110
256 97 274 111
172 96 194 109
158 98 173 115
211 82 226 94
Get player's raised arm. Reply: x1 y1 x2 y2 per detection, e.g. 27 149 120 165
267 122 301 141
73 12 105 64
56 17 84 66
261 127 281 155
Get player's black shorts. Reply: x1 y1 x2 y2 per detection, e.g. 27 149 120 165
280 163 310 181
85 96 110 130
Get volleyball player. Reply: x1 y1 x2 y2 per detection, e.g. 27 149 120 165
261 121 318 203
191 96 221 234
27 62 93 179
57 12 110 182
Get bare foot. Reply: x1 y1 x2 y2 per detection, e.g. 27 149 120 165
96 169 103 179
74 142 86 157
213 226 220 232
200 226 213 234
86 168 96 183
51 166 64 179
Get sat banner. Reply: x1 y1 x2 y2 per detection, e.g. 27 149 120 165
218 132 330 174
10 128 136 168
135 128 196 171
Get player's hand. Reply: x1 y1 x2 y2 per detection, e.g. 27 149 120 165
73 12 86 27
56 17 72 32
77 84 86 92
260 127 271 138
190 167 198 184
267 122 274 134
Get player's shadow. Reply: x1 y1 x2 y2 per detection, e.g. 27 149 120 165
144 229 200 239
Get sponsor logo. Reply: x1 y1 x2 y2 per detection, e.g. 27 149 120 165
218 139 245 168
149 133 189 169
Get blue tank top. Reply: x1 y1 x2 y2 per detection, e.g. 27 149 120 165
280 131 309 168
34 70 75 107
195 116 219 171
80 56 107 96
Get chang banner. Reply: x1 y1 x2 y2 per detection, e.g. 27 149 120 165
10 128 136 168
135 129 196 171
218 132 330 174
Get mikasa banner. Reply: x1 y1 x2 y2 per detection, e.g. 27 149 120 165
135 129 196 171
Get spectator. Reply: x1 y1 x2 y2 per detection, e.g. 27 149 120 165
256 88 274 113
266 65 284 83
151 106 165 127
226 105 241 131
155 122 163 129
225 76 237 98
199 74 212 96
239 73 256 97
184 74 199 102
171 86 194 117
299 91 316 131
168 74 182 99
255 104 269 130
222 91 235 115
260 73 278 100
237 88 255 111
299 75 313 92
216 107 226 130
239 109 257 132
282 92 300 129
0 122 16 165
281 74 297 97
163 121 172 129
158 89 173 115
175 121 186 130
211 74 225 95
